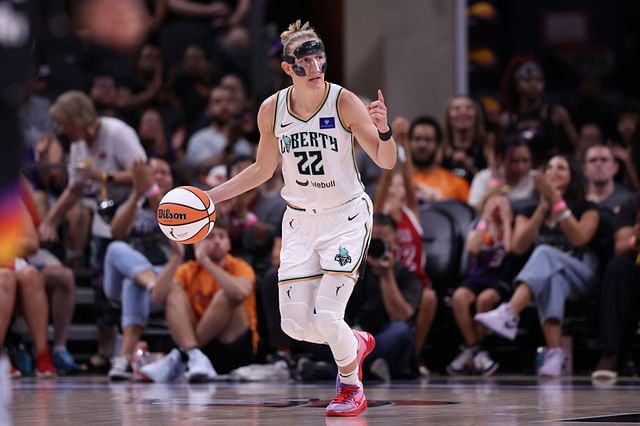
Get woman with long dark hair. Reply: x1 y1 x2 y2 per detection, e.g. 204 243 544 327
475 154 599 377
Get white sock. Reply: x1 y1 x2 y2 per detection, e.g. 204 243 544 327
338 366 360 387
53 345 66 353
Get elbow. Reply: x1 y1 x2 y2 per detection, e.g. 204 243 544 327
378 156 397 170
511 243 529 256
400 307 414 322
110 228 126 241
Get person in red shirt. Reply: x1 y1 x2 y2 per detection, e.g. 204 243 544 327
374 116 437 376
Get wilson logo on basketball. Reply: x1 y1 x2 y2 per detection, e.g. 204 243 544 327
157 209 187 220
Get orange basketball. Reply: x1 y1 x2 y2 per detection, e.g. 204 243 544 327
157 186 216 244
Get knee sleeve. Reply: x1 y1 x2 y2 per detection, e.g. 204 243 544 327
315 309 358 367
279 300 313 342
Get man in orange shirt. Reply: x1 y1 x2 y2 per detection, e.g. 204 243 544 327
141 223 257 383
408 116 470 202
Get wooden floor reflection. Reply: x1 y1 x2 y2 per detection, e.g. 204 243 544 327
9 376 640 425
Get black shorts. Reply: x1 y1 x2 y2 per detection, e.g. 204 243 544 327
459 277 512 302
202 329 254 374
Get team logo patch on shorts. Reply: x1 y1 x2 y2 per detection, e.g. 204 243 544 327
334 246 352 266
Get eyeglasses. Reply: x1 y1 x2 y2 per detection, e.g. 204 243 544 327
586 157 611 164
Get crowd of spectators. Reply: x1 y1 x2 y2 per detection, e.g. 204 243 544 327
2 1 640 384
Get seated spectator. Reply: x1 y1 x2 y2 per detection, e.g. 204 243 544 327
475 155 599 377
468 135 534 212
141 223 258 382
442 96 494 182
610 101 640 190
408 116 469 202
186 86 253 179
103 159 183 380
500 57 579 166
448 191 513 376
40 91 147 374
27 250 78 374
346 214 423 380
591 193 640 381
583 143 633 214
1 199 56 378
373 116 437 376
21 180 79 374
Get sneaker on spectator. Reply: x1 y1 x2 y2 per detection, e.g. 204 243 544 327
35 351 57 378
108 356 132 381
140 348 185 383
10 365 21 379
447 345 476 375
418 364 430 378
473 350 498 376
369 358 390 382
325 382 368 417
538 347 565 377
186 349 217 383
52 348 79 374
474 303 519 341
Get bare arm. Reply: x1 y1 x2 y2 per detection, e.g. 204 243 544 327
511 205 548 255
149 245 184 305
372 169 392 213
148 0 167 32
557 208 599 247
167 0 228 16
339 89 397 170
110 192 139 240
199 257 253 304
206 96 280 203
228 0 250 25
379 266 413 321
465 228 485 256
43 185 83 226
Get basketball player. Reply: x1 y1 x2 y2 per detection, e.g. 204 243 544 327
206 20 397 417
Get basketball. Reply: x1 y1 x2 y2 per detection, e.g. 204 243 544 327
157 186 216 244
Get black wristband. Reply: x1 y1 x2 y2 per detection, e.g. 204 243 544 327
378 125 393 141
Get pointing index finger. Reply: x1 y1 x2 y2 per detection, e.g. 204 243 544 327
377 89 385 104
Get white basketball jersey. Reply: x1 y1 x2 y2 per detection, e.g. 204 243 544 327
273 82 364 210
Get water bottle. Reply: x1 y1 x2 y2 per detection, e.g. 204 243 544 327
15 344 32 376
132 342 151 382
534 346 545 374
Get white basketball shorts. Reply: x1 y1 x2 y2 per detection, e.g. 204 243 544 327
278 194 373 284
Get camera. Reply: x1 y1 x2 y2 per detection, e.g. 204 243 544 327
368 237 389 259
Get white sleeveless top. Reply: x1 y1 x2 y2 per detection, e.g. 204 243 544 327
273 82 364 210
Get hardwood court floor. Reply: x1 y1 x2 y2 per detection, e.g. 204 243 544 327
8 376 640 425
